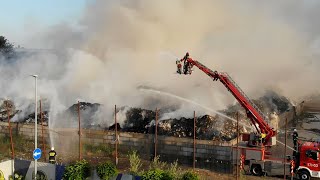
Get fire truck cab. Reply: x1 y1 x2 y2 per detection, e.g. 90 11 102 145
296 141 320 179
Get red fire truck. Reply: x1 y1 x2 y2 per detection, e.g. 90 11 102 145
295 141 320 179
177 54 320 179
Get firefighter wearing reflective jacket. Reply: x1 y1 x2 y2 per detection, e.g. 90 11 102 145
49 147 57 164
290 159 295 176
260 130 267 145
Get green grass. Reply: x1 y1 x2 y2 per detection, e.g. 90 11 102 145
83 143 113 156
0 134 35 161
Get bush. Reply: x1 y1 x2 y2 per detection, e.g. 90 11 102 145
96 161 118 180
181 171 199 180
167 160 182 179
62 160 91 180
141 169 164 180
142 159 183 180
149 156 167 170
161 171 174 180
9 171 25 180
128 150 142 175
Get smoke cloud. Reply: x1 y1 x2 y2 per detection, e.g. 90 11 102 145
1 0 320 128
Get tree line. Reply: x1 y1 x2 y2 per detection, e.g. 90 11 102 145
0 35 15 59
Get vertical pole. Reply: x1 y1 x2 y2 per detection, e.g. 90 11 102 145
284 118 287 179
154 108 158 159
78 101 82 161
40 100 46 162
193 111 196 170
115 105 118 165
34 76 37 180
6 101 15 159
236 112 239 180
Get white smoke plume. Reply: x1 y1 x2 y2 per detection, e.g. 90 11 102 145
1 0 320 129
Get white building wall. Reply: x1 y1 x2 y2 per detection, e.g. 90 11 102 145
0 160 14 180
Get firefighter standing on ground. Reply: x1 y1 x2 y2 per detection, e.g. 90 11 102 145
49 147 57 164
292 129 299 150
261 130 267 145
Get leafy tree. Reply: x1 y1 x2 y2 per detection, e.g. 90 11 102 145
0 35 15 58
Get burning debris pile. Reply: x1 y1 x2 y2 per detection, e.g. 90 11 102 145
0 99 17 121
259 90 291 114
115 90 291 141
157 115 245 141
0 99 50 124
121 108 156 133
56 102 102 128
0 90 292 141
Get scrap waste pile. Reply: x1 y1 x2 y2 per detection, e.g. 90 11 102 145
0 90 291 142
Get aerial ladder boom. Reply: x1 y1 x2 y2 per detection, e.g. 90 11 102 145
181 57 276 146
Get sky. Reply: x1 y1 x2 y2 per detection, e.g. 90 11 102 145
0 0 87 46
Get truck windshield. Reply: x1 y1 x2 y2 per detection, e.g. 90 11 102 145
306 150 318 161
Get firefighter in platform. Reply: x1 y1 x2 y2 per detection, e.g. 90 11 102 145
176 59 182 74
182 52 190 61
49 147 57 164
182 52 190 74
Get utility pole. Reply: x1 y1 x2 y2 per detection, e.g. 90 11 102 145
154 108 158 159
236 112 239 180
115 105 118 166
6 101 15 159
40 100 46 162
78 101 82 161
193 111 196 170
284 118 287 179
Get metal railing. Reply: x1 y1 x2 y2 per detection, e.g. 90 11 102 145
193 60 216 75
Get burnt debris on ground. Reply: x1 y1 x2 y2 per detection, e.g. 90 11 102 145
0 90 292 141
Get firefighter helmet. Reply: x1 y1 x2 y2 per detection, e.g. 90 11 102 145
51 147 54 151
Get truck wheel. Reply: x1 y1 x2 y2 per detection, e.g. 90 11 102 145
251 164 263 176
299 170 310 180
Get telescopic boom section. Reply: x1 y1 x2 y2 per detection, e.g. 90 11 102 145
185 58 276 144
